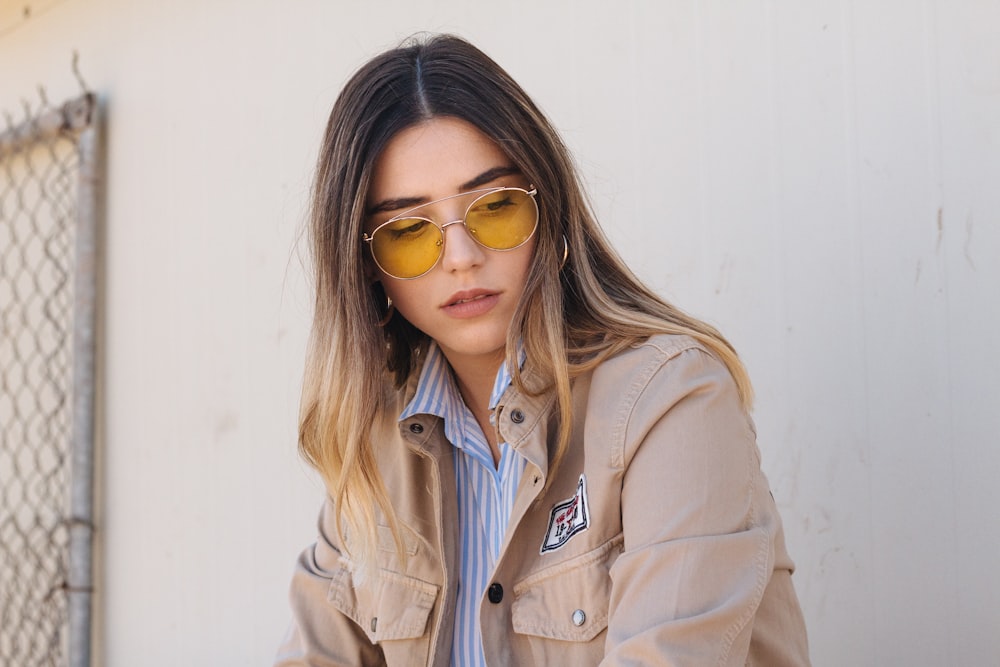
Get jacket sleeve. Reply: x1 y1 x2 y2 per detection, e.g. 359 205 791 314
274 497 386 667
603 345 809 666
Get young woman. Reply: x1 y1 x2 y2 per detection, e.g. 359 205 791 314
277 34 810 666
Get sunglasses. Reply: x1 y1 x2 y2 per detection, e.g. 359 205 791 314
362 186 539 280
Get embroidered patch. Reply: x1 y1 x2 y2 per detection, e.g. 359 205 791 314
540 474 590 554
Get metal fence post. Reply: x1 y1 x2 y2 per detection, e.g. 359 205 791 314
68 92 98 667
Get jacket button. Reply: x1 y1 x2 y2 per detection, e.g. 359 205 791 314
572 609 586 626
487 583 503 604
409 423 424 434
509 409 525 424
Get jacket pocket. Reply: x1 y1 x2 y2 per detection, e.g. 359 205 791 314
511 534 623 643
327 558 438 644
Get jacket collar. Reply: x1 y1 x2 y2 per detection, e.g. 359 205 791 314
492 365 556 480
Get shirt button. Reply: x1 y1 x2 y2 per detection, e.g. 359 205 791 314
572 609 586 626
409 423 424 434
510 409 525 424
487 583 504 604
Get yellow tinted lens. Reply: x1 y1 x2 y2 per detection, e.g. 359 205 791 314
465 189 538 250
371 218 442 278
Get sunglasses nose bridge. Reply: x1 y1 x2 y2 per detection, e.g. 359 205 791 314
439 218 466 231
436 218 468 256
439 216 480 250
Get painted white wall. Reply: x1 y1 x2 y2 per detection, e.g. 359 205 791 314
2 1 997 665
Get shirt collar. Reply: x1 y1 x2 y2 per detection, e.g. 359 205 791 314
399 342 524 444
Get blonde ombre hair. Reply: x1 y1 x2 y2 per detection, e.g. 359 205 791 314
299 34 752 568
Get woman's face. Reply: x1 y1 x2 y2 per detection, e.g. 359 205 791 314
365 116 536 376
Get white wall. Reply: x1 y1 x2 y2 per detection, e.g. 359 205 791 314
2 1 997 665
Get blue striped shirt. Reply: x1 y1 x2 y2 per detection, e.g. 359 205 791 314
399 343 525 666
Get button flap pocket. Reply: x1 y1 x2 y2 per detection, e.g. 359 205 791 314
512 535 623 642
327 558 438 643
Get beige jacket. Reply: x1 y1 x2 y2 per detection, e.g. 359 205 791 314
276 335 810 666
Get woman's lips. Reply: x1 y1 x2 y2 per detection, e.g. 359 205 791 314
442 290 499 318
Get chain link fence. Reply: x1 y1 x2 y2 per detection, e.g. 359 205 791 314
0 91 98 667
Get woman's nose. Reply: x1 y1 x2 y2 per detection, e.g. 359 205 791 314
439 219 485 273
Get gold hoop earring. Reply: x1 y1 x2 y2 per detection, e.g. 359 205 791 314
560 234 569 269
377 296 395 328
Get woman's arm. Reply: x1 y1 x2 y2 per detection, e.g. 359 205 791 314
274 498 386 667
605 344 809 666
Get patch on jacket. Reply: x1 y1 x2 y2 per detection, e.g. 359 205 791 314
540 474 590 553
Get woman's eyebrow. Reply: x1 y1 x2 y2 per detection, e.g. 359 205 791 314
367 195 426 216
459 165 521 190
367 165 522 216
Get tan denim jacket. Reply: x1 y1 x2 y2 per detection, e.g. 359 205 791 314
276 335 810 666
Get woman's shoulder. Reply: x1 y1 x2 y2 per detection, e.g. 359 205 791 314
584 333 751 466
587 333 739 410
595 333 715 376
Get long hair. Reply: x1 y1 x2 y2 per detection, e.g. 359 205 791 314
299 34 752 568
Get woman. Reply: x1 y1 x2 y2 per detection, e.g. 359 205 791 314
277 34 810 666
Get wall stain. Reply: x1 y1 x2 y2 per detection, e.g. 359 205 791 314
936 208 943 253
214 411 239 441
715 254 734 295
964 213 976 270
